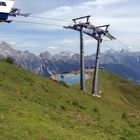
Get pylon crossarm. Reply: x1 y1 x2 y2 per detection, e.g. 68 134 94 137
73 15 91 24
64 25 99 40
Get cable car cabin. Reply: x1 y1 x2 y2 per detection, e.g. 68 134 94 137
0 0 15 22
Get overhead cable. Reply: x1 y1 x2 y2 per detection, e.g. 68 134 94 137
14 20 63 27
28 15 70 23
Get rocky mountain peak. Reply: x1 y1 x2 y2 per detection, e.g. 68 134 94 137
57 51 75 57
119 49 130 54
104 49 116 54
39 51 52 59
0 42 14 50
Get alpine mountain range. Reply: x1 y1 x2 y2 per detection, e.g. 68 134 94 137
0 41 140 83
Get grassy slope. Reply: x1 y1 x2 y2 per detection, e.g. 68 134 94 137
0 60 139 140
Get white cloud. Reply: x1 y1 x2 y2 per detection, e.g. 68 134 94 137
48 46 59 50
59 39 78 45
1 0 140 54
51 38 94 46
84 0 123 7
13 0 139 36
14 0 126 31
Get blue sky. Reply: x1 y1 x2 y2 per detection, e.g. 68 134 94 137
0 0 140 55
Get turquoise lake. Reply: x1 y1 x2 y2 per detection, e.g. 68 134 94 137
55 73 89 85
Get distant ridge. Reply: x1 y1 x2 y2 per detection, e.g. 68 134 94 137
0 41 140 82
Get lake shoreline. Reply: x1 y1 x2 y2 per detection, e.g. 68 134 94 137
50 70 91 85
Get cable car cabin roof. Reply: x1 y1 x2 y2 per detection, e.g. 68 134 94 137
0 0 15 21
0 0 15 13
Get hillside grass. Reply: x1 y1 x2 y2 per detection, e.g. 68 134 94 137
0 60 139 140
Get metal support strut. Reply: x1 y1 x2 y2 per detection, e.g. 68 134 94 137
92 34 101 96
80 26 85 91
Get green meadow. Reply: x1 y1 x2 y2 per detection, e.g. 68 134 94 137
0 60 139 140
